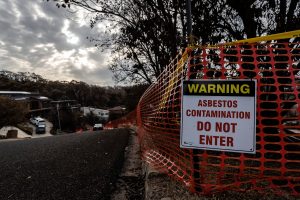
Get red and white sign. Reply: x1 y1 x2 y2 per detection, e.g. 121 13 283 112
180 80 257 154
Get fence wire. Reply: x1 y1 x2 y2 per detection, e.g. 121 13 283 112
136 38 300 195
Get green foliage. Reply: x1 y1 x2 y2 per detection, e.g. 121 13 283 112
0 96 28 127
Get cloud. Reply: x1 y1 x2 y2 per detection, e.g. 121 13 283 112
61 20 80 45
0 0 114 86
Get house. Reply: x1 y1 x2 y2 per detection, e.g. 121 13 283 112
0 91 51 114
0 91 81 116
108 106 126 115
107 106 126 121
81 107 109 121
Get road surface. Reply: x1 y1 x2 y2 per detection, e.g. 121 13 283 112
0 129 130 200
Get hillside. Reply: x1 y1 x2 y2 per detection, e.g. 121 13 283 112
0 70 148 111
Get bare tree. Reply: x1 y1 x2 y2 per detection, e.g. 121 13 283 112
49 0 300 83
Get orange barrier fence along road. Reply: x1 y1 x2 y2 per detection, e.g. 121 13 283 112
104 110 136 129
136 31 300 196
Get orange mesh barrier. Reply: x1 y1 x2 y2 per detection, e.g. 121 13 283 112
137 38 300 195
104 110 136 129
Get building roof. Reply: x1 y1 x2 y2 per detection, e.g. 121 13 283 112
14 97 30 101
31 96 49 100
0 91 50 101
109 106 126 111
51 100 77 103
81 107 109 112
0 91 31 95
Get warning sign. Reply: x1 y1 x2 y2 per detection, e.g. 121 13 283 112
180 79 257 154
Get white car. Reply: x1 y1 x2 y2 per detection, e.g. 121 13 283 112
93 124 103 131
30 117 45 126
34 117 45 126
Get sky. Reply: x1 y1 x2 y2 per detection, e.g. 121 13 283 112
0 0 115 86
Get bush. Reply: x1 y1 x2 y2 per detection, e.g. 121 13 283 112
0 96 28 127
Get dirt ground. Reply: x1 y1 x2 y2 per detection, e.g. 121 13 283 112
145 172 298 200
112 130 299 200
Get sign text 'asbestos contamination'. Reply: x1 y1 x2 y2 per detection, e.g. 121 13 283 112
180 80 257 154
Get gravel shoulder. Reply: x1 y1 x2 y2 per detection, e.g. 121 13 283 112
111 129 144 200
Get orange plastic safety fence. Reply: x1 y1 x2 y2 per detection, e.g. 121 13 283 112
137 39 300 196
104 110 136 129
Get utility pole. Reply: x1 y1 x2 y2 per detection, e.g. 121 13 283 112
186 0 201 193
56 103 61 132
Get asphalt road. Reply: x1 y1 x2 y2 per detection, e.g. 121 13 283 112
0 129 130 200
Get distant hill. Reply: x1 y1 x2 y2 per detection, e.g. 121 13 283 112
0 70 148 111
0 70 47 83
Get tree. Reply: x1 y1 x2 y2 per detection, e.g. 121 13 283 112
0 97 28 127
192 0 300 44
49 0 300 84
49 0 186 84
225 0 300 37
123 84 149 111
0 70 147 111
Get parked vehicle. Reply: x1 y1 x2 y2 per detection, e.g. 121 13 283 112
29 117 46 134
30 117 45 126
36 124 46 134
34 117 45 126
30 117 36 124
93 123 103 131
